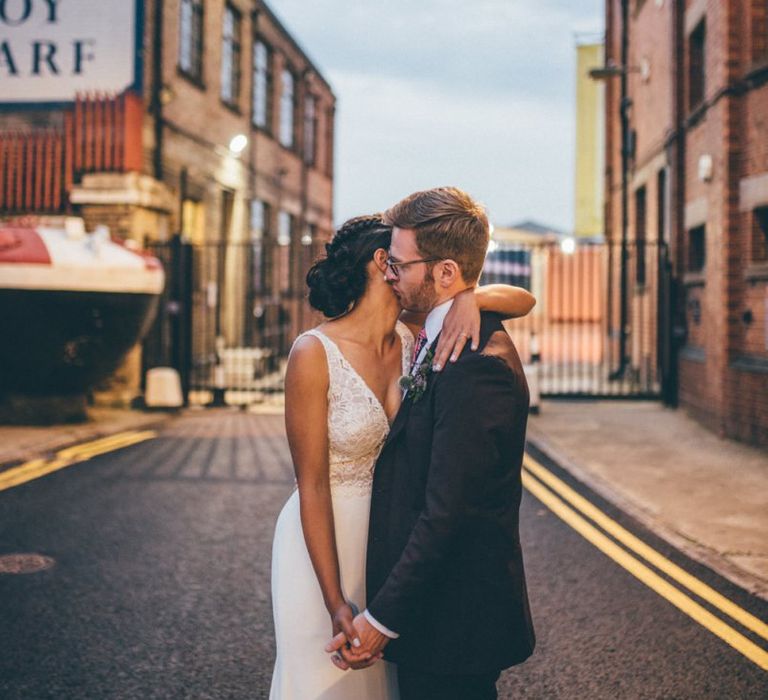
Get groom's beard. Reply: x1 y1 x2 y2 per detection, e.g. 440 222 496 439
397 270 438 313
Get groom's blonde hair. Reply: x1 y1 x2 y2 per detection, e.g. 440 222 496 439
383 187 490 283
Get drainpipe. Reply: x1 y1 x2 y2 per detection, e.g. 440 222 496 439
151 0 164 181
612 0 631 379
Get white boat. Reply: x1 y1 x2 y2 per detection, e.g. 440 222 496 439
0 217 164 396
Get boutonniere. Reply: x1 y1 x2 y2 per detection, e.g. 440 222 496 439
398 347 435 403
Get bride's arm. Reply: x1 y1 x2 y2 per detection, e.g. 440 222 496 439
432 284 536 370
284 336 369 659
475 283 536 318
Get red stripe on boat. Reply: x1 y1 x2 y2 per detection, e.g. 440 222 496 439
0 228 52 264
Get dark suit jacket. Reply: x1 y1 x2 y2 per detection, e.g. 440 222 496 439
366 311 535 676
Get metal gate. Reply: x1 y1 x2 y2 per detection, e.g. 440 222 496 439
483 240 672 398
144 237 676 405
142 237 295 406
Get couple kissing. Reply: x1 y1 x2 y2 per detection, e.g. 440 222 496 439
270 186 536 700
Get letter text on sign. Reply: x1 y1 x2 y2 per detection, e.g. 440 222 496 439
0 0 138 102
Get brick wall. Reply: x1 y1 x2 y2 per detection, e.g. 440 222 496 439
604 0 768 446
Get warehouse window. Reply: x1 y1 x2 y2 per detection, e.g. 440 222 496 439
252 40 272 129
304 94 317 165
182 199 205 244
277 210 293 293
754 207 768 262
277 210 292 246
250 200 270 295
657 168 667 244
279 69 295 147
635 186 647 285
752 2 768 62
179 0 204 82
688 225 706 272
220 4 242 106
688 20 706 111
325 106 335 177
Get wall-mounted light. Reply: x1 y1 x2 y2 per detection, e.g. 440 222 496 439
159 85 175 105
698 154 713 182
229 134 248 155
560 237 576 255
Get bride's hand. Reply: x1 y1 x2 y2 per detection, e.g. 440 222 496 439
433 287 480 371
330 602 360 648
328 602 372 670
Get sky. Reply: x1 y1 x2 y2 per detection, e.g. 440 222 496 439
270 1 604 232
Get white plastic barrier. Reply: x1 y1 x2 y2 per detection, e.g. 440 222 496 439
145 367 184 408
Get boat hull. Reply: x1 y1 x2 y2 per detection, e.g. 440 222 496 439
0 289 160 395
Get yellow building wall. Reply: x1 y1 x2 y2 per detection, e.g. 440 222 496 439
574 43 605 238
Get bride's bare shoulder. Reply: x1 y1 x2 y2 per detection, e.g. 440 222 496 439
287 332 328 380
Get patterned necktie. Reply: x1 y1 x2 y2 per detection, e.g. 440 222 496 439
410 328 428 371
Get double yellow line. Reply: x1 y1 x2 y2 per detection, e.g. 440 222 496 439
0 430 157 492
522 453 768 670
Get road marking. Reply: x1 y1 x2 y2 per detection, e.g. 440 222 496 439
0 430 157 492
523 454 768 642
522 467 768 671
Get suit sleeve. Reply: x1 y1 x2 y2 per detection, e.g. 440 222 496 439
366 355 526 633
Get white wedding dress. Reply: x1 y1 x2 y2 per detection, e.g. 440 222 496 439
269 321 413 700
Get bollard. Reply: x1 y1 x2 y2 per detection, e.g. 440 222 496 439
145 367 184 409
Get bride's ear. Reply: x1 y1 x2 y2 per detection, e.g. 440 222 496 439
372 248 388 273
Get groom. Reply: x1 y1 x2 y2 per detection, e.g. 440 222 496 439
326 187 535 699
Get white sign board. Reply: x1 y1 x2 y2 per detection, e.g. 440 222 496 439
0 0 139 103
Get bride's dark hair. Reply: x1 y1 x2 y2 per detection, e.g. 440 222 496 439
306 214 392 318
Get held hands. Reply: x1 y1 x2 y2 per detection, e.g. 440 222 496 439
325 612 389 671
433 287 480 371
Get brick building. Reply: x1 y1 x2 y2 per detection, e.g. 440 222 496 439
601 0 768 446
0 1 335 403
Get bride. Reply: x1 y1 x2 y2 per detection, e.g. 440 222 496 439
269 215 535 699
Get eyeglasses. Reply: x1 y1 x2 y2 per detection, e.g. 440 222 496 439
385 256 441 278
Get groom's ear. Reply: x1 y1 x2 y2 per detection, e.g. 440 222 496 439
436 259 462 288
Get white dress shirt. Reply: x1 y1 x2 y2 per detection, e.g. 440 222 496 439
364 298 455 639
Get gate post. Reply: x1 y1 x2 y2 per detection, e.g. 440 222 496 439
169 233 193 405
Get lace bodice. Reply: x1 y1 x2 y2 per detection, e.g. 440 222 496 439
298 321 414 493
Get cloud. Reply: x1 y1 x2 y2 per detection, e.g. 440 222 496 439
269 0 604 230
331 70 574 227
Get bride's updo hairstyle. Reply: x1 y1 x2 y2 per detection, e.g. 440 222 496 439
306 214 392 318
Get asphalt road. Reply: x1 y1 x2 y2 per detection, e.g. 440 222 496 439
0 409 766 699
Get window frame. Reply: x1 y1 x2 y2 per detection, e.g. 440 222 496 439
303 93 318 166
279 67 296 149
178 0 205 86
220 3 243 110
251 38 273 131
634 185 647 286
688 19 706 113
688 224 706 273
753 206 768 262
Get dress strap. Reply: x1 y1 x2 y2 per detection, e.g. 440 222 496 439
296 329 343 385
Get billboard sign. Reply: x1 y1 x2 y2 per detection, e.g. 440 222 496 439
0 0 141 103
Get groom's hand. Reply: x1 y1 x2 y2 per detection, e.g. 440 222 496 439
329 613 389 660
325 613 388 669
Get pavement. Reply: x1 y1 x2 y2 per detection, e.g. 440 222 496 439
0 407 176 469
527 400 768 600
2 397 766 603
